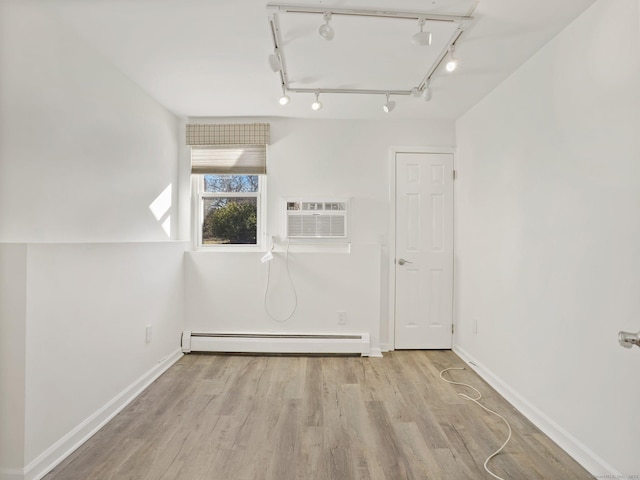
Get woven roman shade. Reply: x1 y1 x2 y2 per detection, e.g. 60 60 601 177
187 123 270 175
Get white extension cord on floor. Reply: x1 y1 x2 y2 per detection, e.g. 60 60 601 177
439 367 513 480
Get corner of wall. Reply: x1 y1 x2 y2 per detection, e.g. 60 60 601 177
21 350 182 480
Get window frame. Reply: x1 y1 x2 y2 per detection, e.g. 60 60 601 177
192 174 267 251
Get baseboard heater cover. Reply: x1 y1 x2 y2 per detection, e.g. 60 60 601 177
181 331 372 356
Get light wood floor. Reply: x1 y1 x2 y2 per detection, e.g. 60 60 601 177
45 351 592 480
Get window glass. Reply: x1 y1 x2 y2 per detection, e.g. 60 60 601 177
202 197 257 245
197 174 263 247
204 175 259 193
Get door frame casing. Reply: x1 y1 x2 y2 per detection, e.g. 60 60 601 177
387 146 456 351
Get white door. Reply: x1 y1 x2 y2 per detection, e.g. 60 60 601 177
394 152 454 349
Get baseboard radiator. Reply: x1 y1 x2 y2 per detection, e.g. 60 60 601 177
181 331 372 356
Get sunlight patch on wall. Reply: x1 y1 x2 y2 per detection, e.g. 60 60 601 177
149 184 172 238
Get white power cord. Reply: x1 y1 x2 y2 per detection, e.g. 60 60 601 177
439 367 512 480
263 239 298 322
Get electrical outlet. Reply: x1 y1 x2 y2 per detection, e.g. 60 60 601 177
145 325 153 343
337 311 347 325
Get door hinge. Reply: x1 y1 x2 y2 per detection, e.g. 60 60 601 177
453 169 457 180
451 324 455 334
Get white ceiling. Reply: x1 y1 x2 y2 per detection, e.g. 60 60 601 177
45 0 596 120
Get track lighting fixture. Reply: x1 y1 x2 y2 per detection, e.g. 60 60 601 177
382 93 395 113
446 46 459 72
423 80 432 101
318 12 334 40
411 18 432 46
268 52 281 72
311 91 323 110
279 90 290 106
266 5 474 111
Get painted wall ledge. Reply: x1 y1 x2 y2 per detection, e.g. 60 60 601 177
273 242 351 254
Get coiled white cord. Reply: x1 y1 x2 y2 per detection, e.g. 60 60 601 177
439 367 512 480
263 239 298 322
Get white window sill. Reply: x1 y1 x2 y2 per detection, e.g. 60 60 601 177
193 245 265 253
190 242 351 254
273 242 351 254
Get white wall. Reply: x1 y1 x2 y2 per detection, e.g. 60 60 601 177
185 245 380 343
23 242 186 472
0 2 184 478
0 245 27 476
184 118 455 351
454 0 640 475
0 1 179 243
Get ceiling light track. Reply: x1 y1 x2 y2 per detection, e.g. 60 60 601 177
415 26 464 91
287 87 413 96
268 17 289 87
266 3 473 23
266 3 476 111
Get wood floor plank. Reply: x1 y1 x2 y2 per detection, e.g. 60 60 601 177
365 400 411 479
302 358 323 427
392 421 443 479
43 351 594 480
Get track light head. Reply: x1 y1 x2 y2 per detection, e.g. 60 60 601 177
411 18 432 46
383 93 395 113
423 82 432 102
279 85 290 106
445 46 458 72
279 94 290 106
318 11 334 40
311 91 323 111
268 53 281 72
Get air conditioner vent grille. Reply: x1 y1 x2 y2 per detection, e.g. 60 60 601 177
285 200 348 239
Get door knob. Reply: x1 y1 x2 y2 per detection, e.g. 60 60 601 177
397 258 412 266
619 330 640 349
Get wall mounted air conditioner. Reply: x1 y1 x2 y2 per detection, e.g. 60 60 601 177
284 199 348 239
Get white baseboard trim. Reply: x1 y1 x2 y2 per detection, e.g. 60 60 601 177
182 331 372 356
452 344 620 478
368 347 384 358
24 348 183 480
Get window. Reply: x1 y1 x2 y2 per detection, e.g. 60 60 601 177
195 174 265 248
186 123 270 249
